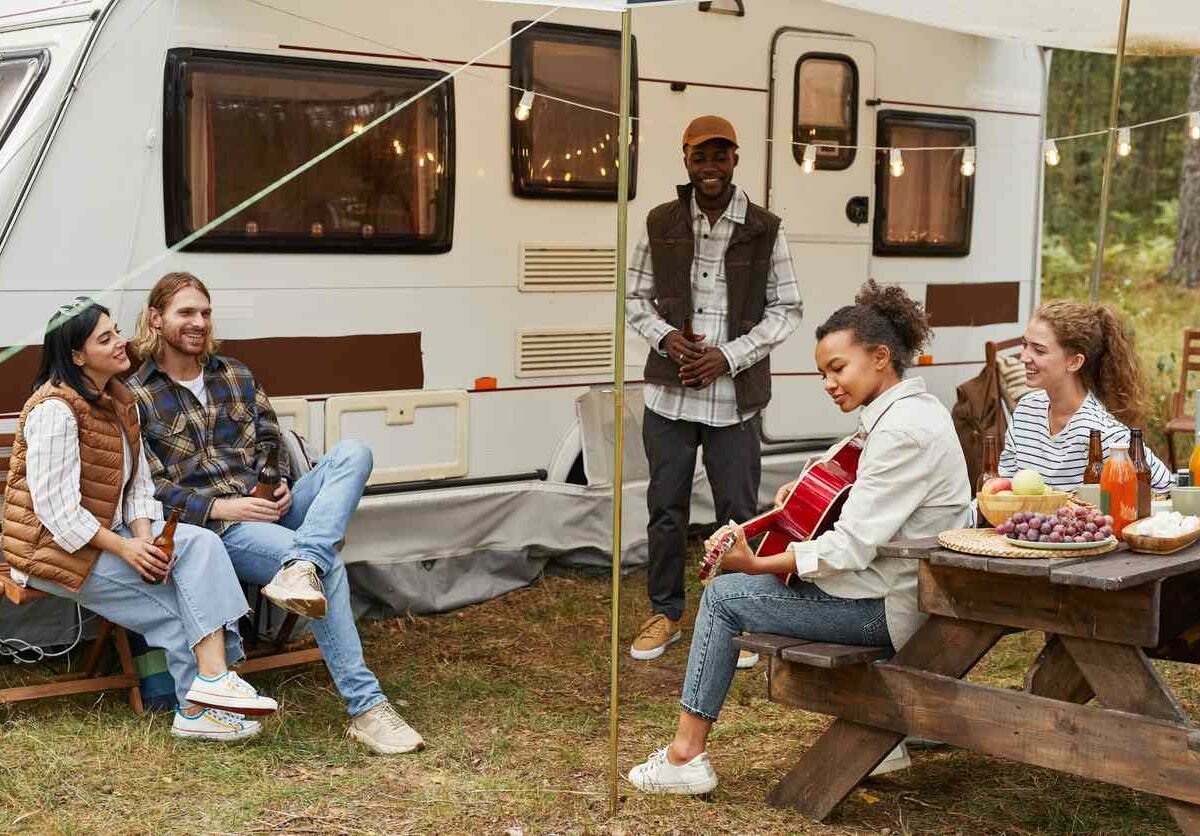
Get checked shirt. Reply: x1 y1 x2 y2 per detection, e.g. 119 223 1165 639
128 354 291 534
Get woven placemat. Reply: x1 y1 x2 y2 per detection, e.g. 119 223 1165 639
938 528 1119 559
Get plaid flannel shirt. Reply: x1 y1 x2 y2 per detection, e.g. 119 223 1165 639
127 354 291 534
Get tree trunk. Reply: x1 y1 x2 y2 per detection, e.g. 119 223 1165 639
1173 57 1200 288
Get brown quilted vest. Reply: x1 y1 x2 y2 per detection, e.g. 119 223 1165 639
2 380 141 591
642 184 781 415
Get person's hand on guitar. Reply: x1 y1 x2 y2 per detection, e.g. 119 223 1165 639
774 480 797 508
705 522 754 574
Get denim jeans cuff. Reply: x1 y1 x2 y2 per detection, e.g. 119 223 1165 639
349 693 390 720
679 700 719 723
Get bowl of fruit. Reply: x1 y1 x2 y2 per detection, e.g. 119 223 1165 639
995 506 1116 550
976 469 1070 527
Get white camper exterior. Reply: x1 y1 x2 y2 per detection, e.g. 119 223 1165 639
0 0 1047 612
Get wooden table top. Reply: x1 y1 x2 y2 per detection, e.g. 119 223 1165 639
878 536 1200 591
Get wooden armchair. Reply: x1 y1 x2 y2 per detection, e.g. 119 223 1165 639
1164 328 1200 471
0 432 144 712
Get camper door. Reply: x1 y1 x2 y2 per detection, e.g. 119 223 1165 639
763 33 875 441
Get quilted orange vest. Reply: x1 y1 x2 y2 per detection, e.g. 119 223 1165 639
2 380 141 591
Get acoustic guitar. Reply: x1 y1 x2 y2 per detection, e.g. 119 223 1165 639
698 433 863 585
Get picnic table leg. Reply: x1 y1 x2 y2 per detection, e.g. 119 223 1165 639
81 619 115 677
767 616 1006 819
1024 635 1094 703
1059 636 1200 836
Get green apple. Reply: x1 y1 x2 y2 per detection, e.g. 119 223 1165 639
1012 469 1047 496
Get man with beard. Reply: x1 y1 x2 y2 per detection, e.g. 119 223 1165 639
625 116 802 663
127 272 423 754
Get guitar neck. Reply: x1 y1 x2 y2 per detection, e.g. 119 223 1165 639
741 508 779 540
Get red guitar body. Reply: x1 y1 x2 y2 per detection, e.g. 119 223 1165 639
700 435 863 584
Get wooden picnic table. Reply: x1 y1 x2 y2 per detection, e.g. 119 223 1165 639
740 536 1200 834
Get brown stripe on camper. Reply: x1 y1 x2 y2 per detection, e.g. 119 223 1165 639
924 281 1021 328
0 333 424 412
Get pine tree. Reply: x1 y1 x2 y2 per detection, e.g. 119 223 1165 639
1173 57 1200 288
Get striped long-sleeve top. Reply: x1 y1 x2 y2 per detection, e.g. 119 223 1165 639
999 389 1173 493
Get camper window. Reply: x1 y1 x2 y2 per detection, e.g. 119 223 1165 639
0 50 50 151
792 54 857 171
509 22 638 200
873 111 975 257
163 49 454 253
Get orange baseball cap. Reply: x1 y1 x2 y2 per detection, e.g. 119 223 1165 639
682 115 738 149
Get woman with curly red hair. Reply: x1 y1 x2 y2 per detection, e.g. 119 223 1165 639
999 300 1172 492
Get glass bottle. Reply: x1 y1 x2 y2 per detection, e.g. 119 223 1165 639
146 510 180 585
976 433 999 494
1083 429 1104 485
1129 429 1152 520
252 446 281 500
1100 447 1138 539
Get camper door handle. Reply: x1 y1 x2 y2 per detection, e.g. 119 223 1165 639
846 195 869 225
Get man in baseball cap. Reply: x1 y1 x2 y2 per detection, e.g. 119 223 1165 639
624 116 803 670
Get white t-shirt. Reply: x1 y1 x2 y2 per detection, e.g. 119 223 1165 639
179 371 208 408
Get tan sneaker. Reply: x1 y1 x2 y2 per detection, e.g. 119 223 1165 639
262 560 327 619
736 649 759 669
631 614 681 660
347 702 425 755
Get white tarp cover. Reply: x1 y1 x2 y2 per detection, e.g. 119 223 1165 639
819 0 1200 54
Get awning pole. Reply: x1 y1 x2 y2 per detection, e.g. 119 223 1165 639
608 6 633 819
1089 0 1133 301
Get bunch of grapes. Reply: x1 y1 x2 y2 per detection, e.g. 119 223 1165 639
995 507 1114 544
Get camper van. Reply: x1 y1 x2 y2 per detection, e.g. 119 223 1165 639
0 0 1047 614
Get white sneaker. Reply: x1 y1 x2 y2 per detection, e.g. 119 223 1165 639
262 559 328 620
869 742 912 776
347 702 425 755
736 649 759 669
171 708 261 741
185 671 278 716
627 746 718 795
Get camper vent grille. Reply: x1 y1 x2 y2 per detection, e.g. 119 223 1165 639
518 243 616 292
517 328 614 378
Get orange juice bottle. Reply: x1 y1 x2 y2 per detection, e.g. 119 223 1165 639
1100 446 1138 540
1190 436 1200 488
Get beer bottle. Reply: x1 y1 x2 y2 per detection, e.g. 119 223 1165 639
146 510 180 585
252 445 281 500
976 433 999 495
1083 429 1104 485
1129 429 1152 520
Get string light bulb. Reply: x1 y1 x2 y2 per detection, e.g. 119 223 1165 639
1117 127 1132 157
514 90 534 122
801 144 817 174
889 148 905 178
1190 112 1200 141
1043 139 1061 167
960 147 976 177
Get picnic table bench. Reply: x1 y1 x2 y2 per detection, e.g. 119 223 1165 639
735 537 1200 834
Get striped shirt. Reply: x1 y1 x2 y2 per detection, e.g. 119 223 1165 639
626 185 803 427
12 400 162 585
999 390 1173 492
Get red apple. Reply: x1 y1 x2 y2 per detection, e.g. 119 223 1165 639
980 477 1012 496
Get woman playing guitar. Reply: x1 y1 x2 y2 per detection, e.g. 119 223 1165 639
628 280 971 796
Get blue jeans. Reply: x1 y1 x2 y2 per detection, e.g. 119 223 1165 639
28 522 249 707
220 440 385 718
681 572 893 722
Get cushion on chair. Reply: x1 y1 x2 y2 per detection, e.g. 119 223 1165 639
996 355 1033 411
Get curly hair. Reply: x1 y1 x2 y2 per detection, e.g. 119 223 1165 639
815 280 933 376
1034 300 1148 427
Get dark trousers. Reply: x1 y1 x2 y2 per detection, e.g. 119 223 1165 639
642 407 761 622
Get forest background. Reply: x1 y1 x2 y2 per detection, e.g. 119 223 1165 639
1045 52 1199 464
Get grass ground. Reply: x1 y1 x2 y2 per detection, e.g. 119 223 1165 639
2 556 1196 835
